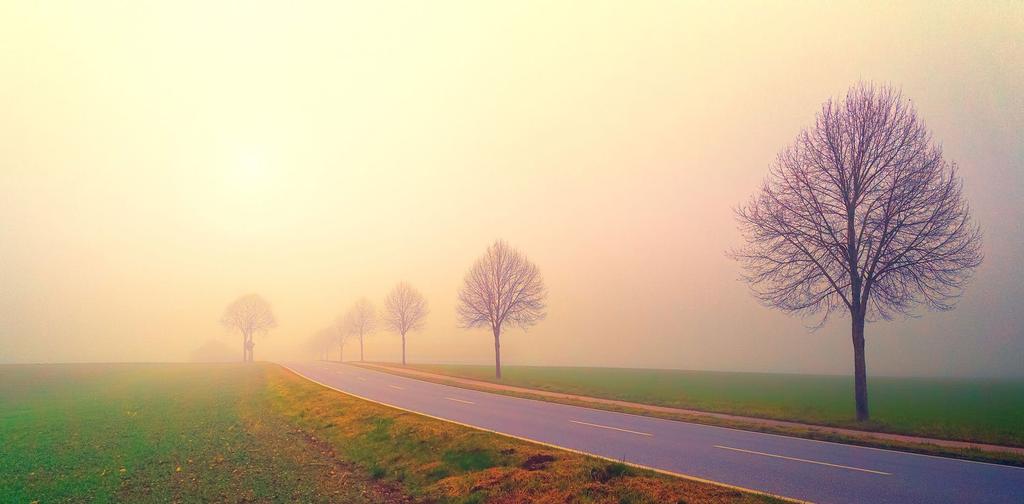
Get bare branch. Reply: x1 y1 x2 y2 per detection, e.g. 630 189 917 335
220 293 276 361
382 282 429 336
456 240 547 333
342 297 377 361
731 82 982 324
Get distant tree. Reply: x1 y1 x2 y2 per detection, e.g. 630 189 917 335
343 298 377 362
317 327 338 361
306 329 333 360
220 294 277 362
332 315 350 362
382 282 429 366
732 83 983 421
457 240 547 379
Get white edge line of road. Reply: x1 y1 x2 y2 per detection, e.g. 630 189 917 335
351 363 1024 472
695 415 1024 472
570 419 653 437
714 445 892 475
282 363 810 504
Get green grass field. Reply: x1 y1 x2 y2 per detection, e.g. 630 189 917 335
0 363 777 504
402 364 1024 447
0 363 393 503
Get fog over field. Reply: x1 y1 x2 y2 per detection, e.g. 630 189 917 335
1 2 1021 377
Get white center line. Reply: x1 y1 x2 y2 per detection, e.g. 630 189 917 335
445 397 475 404
388 384 404 390
714 445 892 475
569 420 653 437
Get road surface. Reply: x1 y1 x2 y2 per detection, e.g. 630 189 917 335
283 362 1024 504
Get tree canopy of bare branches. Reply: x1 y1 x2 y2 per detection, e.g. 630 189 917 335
220 293 277 362
343 298 377 362
732 82 982 421
457 240 547 378
382 282 429 366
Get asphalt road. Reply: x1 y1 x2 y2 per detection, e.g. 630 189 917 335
283 362 1024 504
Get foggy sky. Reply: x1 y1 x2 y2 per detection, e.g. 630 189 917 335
2 1 1021 377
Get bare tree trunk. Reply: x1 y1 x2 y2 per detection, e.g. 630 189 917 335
852 312 869 421
242 334 247 362
401 332 406 366
493 326 502 379
360 334 364 362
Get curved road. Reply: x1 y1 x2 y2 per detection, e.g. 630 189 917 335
283 362 1024 503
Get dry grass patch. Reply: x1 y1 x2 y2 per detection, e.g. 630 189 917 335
268 364 782 503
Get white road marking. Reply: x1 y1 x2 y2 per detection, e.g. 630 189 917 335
570 419 653 437
388 384 404 390
356 377 366 381
714 445 892 475
445 397 475 404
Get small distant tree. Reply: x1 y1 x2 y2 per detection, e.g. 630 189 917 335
320 328 339 361
732 83 983 421
382 282 429 366
457 240 547 379
220 294 277 362
332 316 350 362
307 329 334 360
343 298 377 362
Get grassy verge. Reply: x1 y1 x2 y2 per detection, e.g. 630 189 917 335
358 362 1024 467
389 363 1024 447
0 363 784 503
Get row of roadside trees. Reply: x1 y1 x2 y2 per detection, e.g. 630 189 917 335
222 83 983 422
224 240 547 377
308 240 547 376
310 282 429 366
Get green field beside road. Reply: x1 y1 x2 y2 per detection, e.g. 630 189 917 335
0 363 777 504
0 363 398 503
401 364 1024 447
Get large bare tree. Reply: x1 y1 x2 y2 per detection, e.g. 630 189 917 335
382 282 429 366
220 294 277 362
343 298 377 362
732 83 982 421
457 240 547 379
